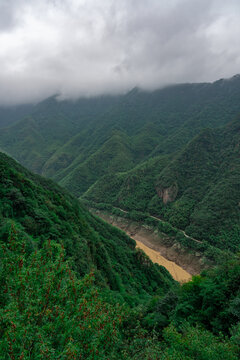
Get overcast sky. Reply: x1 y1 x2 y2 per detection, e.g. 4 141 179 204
0 0 240 105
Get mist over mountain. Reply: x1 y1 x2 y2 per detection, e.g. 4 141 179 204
0 74 240 255
0 104 34 128
1 0 240 105
1 1 240 358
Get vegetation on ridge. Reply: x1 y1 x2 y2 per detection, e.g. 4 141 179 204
83 117 240 253
0 152 173 305
0 76 240 254
0 151 239 359
0 76 240 357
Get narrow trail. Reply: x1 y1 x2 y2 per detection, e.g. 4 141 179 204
114 207 202 244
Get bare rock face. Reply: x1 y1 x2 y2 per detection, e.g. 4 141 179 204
156 183 178 204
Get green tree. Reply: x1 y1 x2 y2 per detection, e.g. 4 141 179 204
0 226 124 359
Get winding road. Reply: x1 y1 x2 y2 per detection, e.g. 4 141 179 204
114 207 202 244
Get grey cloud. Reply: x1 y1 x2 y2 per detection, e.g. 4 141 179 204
0 0 240 105
0 0 30 32
0 1 18 31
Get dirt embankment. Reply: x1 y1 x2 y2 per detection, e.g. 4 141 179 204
92 210 207 282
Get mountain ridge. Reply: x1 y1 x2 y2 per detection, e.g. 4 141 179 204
0 75 240 254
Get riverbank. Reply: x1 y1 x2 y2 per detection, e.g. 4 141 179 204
90 209 200 282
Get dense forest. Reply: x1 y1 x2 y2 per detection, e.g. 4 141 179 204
1 76 240 187
84 117 240 253
0 152 239 359
1 0 240 353
1 75 240 255
0 152 174 304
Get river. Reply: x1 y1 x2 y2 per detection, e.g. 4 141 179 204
93 210 193 283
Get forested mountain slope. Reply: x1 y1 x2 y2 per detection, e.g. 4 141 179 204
0 151 240 359
84 117 240 252
0 152 173 305
0 104 33 128
0 75 240 255
0 95 119 173
1 75 240 197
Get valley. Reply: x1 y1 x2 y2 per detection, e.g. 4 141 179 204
90 205 216 272
1 75 240 257
1 150 239 358
0 75 240 359
1 1 240 357
91 209 192 282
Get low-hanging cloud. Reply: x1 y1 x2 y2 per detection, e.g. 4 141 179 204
0 0 240 105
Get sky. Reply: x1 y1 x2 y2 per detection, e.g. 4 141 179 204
0 0 240 105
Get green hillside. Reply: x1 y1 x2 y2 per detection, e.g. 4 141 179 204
0 152 173 305
0 151 239 359
0 75 240 255
1 75 240 197
59 131 135 196
84 117 240 252
41 75 240 197
0 104 33 128
0 95 120 173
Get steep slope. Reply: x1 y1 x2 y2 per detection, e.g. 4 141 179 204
154 118 240 248
0 103 33 128
1 152 239 359
45 74 240 197
0 95 120 173
0 152 173 304
59 131 135 196
84 117 240 252
83 154 172 210
1 75 240 197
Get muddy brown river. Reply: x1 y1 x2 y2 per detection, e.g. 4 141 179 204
134 237 191 282
92 210 192 283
